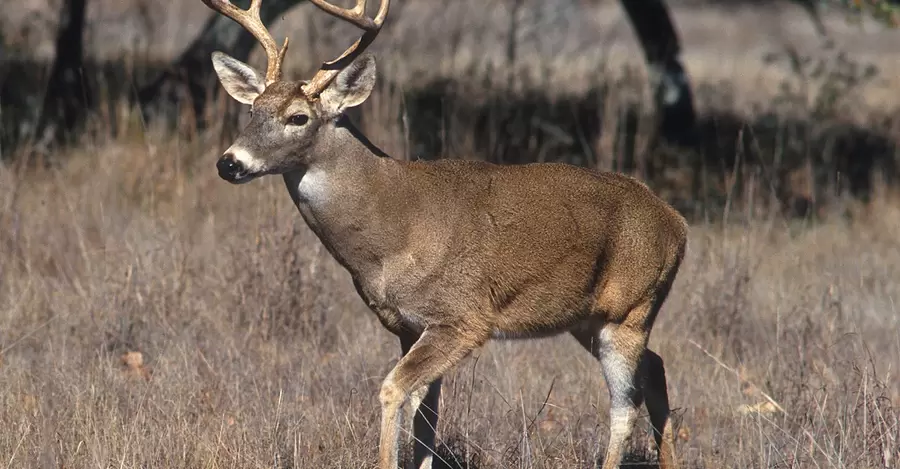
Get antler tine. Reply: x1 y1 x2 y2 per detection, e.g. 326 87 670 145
201 0 289 85
302 0 390 99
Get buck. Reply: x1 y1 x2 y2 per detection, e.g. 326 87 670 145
201 0 688 468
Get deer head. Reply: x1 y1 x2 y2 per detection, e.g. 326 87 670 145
204 0 390 184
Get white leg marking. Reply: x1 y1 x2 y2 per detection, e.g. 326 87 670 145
598 325 641 468
609 406 636 438
598 327 636 402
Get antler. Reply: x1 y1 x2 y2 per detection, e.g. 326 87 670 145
302 0 391 98
201 0 289 85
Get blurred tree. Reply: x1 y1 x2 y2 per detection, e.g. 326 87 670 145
829 0 900 26
619 0 697 148
137 0 301 127
137 0 700 146
36 0 90 147
136 0 899 141
790 0 900 34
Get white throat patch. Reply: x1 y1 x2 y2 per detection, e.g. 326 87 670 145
287 168 330 205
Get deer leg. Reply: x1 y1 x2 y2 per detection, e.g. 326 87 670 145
642 349 678 469
409 379 442 469
379 326 484 469
571 321 648 469
399 334 443 469
405 385 424 442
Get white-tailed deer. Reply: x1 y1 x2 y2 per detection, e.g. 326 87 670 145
202 1 687 468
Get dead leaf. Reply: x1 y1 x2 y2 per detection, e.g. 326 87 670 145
678 426 691 441
21 393 38 416
737 401 778 415
538 418 561 433
120 351 151 381
531 404 555 431
121 351 143 368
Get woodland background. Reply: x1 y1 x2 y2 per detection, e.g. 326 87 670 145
1 1 900 468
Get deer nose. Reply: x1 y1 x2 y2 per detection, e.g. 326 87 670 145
216 153 244 181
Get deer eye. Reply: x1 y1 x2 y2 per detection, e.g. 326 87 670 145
287 114 309 126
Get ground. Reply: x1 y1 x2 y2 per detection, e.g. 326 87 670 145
1 136 898 468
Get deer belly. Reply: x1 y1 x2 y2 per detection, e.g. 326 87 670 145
491 328 568 340
397 309 427 333
489 302 591 340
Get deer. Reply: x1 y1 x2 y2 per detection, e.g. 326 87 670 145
201 1 688 468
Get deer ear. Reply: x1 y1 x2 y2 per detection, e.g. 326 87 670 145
211 51 265 105
319 54 376 115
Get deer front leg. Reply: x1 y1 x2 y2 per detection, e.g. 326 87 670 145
408 378 442 469
379 326 486 469
398 334 444 469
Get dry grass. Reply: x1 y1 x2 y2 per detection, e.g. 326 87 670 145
1 85 900 468
6 0 900 111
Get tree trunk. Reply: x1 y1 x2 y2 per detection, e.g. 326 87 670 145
137 0 302 128
37 0 89 147
140 0 700 146
618 0 697 148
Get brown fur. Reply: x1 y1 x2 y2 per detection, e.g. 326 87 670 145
211 53 687 469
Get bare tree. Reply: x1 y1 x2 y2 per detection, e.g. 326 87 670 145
136 0 897 141
613 0 898 148
619 0 696 147
137 0 301 126
137 0 701 145
36 0 89 147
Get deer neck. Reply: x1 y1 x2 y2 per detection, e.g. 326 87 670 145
282 115 410 276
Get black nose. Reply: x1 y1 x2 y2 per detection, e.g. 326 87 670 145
216 153 244 181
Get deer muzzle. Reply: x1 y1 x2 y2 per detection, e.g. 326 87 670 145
217 153 248 183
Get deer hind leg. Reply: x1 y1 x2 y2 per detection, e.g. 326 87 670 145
380 326 484 469
643 349 677 469
571 320 648 469
571 308 680 469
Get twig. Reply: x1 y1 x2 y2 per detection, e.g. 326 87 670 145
688 339 788 416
